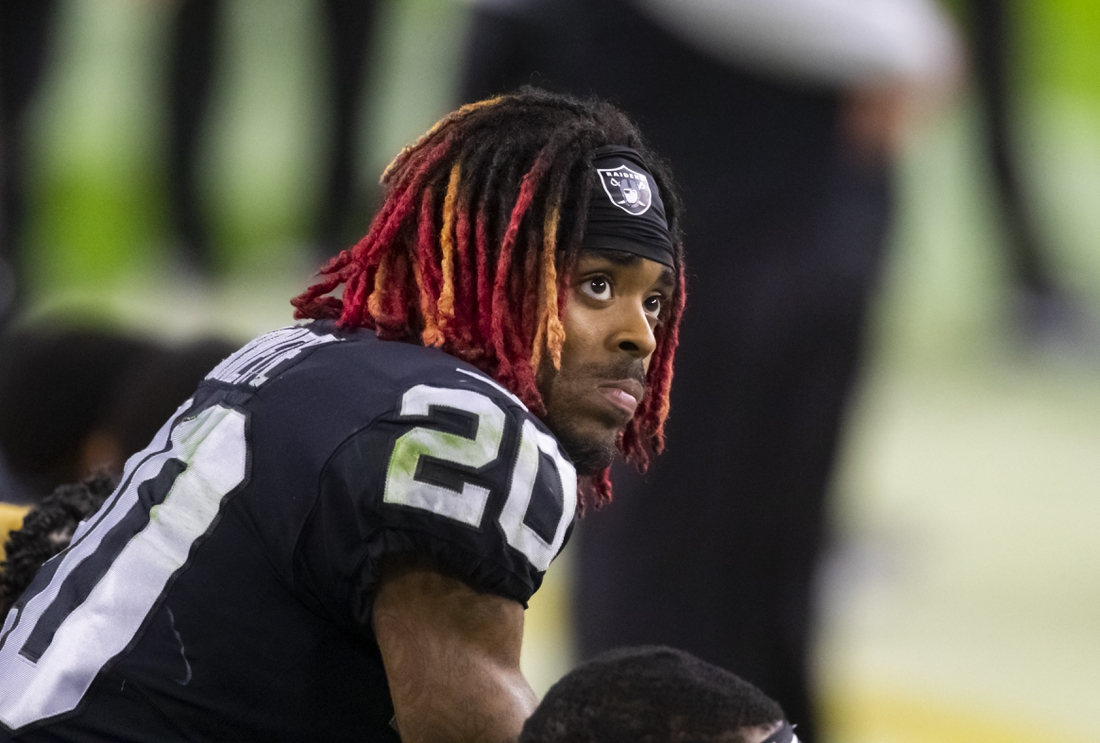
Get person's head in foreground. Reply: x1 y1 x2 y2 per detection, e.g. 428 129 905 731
0 474 116 619
521 646 798 743
293 86 685 506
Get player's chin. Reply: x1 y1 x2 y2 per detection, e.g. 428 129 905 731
566 438 617 476
543 394 628 474
552 420 620 476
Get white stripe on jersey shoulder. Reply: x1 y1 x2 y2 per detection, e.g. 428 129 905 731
455 368 527 411
206 324 344 388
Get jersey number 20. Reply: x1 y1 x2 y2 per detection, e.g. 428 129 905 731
384 385 576 572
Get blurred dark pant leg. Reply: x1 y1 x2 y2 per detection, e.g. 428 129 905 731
168 0 221 272
968 0 1052 295
0 0 59 321
316 0 379 256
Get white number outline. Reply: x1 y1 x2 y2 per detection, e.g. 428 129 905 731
384 386 506 527
499 419 577 572
382 384 576 569
0 404 248 732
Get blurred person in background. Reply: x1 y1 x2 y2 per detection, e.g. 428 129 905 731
0 326 142 569
0 0 379 315
0 325 230 588
0 0 60 327
963 0 1090 348
77 338 238 474
0 327 150 502
168 0 381 272
462 1 962 739
520 645 798 743
0 326 234 503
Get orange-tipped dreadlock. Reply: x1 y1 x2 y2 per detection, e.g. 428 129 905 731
292 88 686 511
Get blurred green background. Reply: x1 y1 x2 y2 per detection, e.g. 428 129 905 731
11 0 1100 741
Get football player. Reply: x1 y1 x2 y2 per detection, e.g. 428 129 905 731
0 88 684 742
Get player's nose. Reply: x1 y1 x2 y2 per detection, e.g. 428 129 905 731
610 300 657 360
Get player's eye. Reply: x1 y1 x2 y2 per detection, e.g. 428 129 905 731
644 294 663 319
581 276 613 301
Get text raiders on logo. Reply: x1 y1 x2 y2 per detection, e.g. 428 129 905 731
597 163 652 216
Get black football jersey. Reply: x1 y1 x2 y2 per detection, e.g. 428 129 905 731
0 321 577 742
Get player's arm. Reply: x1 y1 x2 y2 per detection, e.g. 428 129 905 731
373 554 538 743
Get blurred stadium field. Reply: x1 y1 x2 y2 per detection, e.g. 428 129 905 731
12 1 1100 740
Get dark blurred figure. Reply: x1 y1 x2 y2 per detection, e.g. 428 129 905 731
0 325 235 503
0 474 117 619
965 0 1089 348
314 0 381 255
521 646 796 743
169 0 223 273
0 0 61 326
0 324 140 565
462 2 960 740
168 0 381 272
0 328 149 501
79 338 239 475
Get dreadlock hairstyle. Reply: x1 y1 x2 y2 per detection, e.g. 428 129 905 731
292 88 686 509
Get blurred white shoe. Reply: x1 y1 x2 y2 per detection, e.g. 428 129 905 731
1013 287 1100 362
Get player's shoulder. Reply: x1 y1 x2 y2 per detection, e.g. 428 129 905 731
331 326 533 420
290 324 576 605
205 320 530 418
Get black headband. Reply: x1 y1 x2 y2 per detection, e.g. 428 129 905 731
581 145 675 269
760 721 798 743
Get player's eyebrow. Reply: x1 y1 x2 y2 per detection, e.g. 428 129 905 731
655 266 675 292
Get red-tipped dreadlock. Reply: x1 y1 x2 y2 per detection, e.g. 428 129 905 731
292 88 686 512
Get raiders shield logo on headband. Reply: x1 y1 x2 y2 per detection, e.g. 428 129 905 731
597 163 652 216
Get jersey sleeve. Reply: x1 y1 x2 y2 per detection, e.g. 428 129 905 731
294 375 577 629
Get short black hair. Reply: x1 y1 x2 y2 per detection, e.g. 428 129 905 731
0 474 117 618
520 646 785 743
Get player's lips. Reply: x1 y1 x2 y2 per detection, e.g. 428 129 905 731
595 379 644 418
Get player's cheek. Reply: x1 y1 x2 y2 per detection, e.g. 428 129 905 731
559 298 604 365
